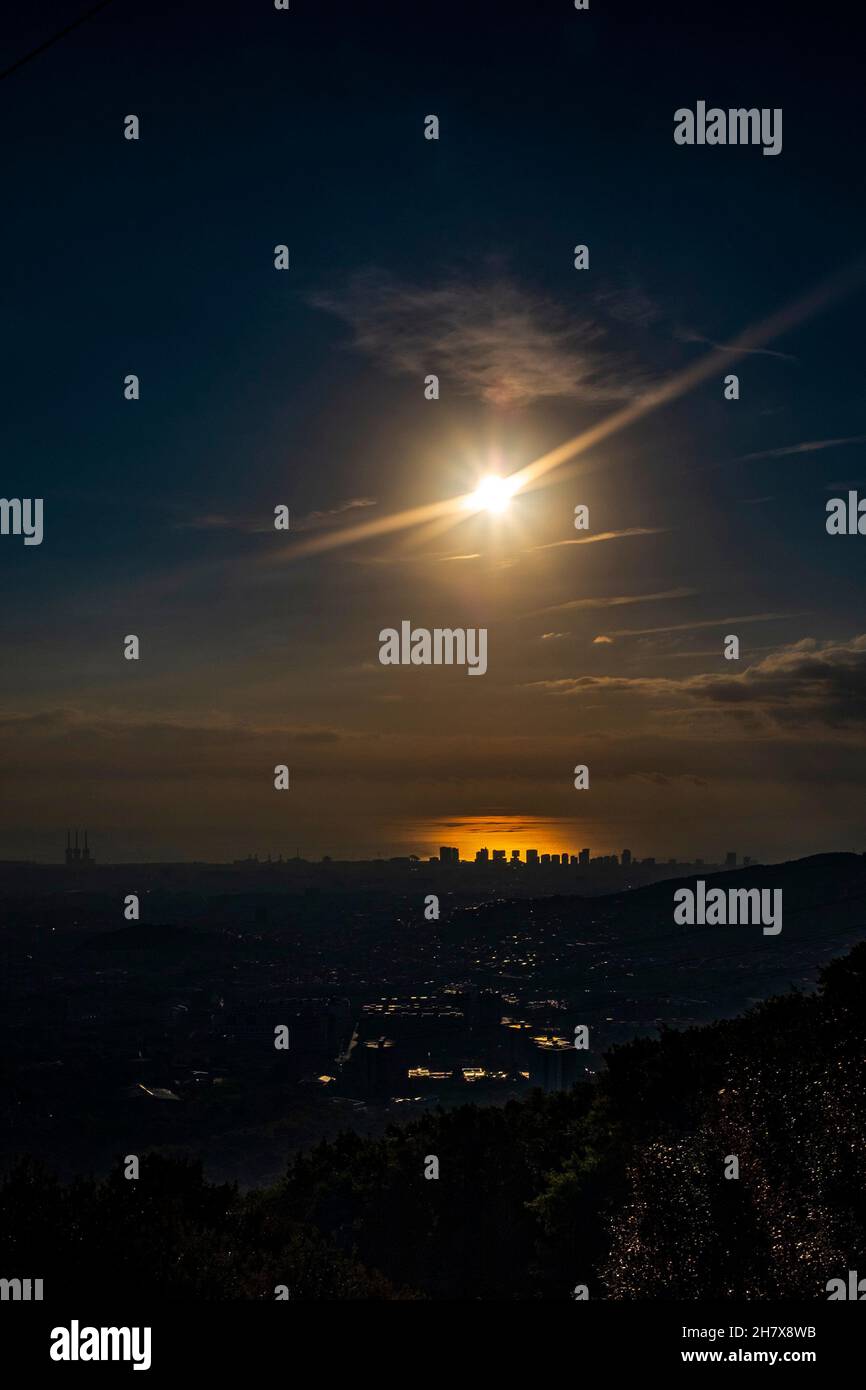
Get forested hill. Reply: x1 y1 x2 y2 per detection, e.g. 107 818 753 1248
2 936 865 1299
447 851 866 946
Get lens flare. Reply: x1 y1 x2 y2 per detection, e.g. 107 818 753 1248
467 474 519 514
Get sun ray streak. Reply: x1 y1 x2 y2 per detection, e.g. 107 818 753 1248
266 260 866 565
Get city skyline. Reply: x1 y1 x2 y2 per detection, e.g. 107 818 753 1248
12 826 760 869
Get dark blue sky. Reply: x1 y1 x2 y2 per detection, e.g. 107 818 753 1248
3 0 866 862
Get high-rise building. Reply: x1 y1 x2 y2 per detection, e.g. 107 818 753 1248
550 853 560 865
540 853 550 865
579 848 590 865
475 847 489 863
525 849 539 865
492 849 506 863
439 846 459 863
725 851 737 867
510 849 521 862
621 848 632 867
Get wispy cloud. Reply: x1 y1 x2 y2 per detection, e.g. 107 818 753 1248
176 513 246 532
179 497 377 535
592 283 661 327
601 611 795 639
527 635 866 728
350 549 481 566
533 586 696 617
528 526 667 552
295 497 378 531
660 646 782 661
675 326 797 362
311 271 655 407
736 435 866 463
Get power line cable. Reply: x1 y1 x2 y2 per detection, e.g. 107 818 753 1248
1 0 119 82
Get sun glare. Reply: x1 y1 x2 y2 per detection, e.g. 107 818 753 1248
467 473 519 514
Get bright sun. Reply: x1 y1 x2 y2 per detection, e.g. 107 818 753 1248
467 474 519 514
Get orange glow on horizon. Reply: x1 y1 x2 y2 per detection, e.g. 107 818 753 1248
396 816 609 862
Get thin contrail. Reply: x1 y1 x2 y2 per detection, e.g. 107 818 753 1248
509 259 866 495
